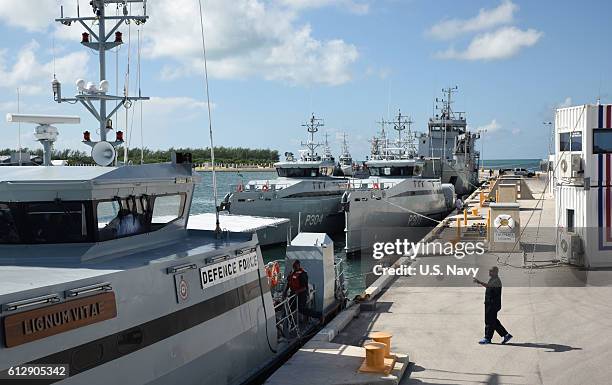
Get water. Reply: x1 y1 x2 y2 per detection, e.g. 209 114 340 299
191 170 370 296
481 158 542 170
190 159 536 296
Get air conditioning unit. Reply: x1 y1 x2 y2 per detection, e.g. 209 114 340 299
559 154 583 179
557 230 583 265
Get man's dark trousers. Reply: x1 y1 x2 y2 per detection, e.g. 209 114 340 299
485 305 508 340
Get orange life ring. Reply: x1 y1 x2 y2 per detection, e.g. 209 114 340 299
265 261 280 287
262 184 269 192
236 183 244 192
372 182 379 190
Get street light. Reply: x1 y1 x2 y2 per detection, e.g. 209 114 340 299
543 121 553 157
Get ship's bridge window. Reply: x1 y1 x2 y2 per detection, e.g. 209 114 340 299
0 201 93 244
559 132 582 151
593 129 612 154
96 193 186 241
277 168 320 178
151 194 186 230
369 166 419 177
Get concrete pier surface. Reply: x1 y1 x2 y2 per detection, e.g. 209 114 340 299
332 176 612 384
268 175 612 385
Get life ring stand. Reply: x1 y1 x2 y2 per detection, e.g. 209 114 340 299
265 261 280 287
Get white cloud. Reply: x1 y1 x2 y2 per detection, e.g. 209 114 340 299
427 0 518 40
143 0 358 86
0 40 89 95
557 97 573 108
436 27 542 61
0 0 56 32
277 0 369 15
476 119 501 133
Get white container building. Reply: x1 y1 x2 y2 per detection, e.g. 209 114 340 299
554 104 612 267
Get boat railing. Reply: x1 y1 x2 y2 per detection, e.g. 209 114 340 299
339 180 399 191
274 288 317 340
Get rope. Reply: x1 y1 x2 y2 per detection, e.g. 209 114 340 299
197 0 221 234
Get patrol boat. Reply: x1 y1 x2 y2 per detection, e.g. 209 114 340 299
342 111 454 253
0 2 343 384
222 114 348 238
339 133 354 176
417 87 480 196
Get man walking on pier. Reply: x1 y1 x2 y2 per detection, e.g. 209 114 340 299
474 266 513 345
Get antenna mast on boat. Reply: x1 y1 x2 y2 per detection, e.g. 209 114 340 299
53 0 149 166
301 114 324 158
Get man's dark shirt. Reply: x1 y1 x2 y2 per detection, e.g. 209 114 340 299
484 276 502 310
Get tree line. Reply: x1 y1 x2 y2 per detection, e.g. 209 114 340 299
0 146 279 165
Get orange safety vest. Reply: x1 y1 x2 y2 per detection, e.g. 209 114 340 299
288 268 306 294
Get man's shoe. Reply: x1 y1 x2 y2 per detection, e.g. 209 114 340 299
478 338 491 344
502 334 513 344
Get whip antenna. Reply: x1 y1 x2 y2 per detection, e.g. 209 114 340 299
197 0 221 235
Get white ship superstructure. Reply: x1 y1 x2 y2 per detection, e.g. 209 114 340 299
417 87 480 196
223 114 347 238
342 111 453 253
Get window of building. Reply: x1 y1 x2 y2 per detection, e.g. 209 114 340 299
566 209 575 232
559 132 582 151
593 129 612 154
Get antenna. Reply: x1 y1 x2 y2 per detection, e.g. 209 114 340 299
301 114 324 159
6 114 80 166
54 0 149 166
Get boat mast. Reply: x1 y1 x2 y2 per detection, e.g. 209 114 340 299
301 114 324 159
53 0 149 161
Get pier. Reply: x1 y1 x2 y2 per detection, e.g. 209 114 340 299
266 174 612 385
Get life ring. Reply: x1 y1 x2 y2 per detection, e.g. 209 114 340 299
265 261 280 287
372 182 380 190
236 183 244 192
494 214 515 230
262 184 269 192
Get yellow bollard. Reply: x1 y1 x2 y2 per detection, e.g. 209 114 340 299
496 189 499 202
463 209 468 225
479 191 485 207
363 341 386 370
369 331 392 357
472 207 479 216
456 217 461 238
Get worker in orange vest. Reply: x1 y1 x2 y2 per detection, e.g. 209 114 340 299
284 260 309 321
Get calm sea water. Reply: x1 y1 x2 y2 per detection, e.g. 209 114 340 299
480 158 542 170
190 159 542 296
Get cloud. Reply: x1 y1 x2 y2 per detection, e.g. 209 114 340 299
476 119 501 133
143 0 358 86
0 40 89 95
276 0 370 15
557 97 573 108
427 0 518 40
436 27 542 61
0 1 56 32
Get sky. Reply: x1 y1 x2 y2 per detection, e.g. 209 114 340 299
0 0 610 161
